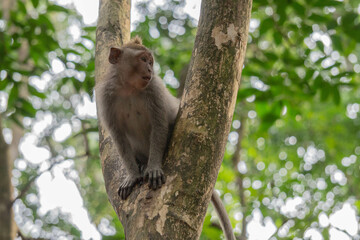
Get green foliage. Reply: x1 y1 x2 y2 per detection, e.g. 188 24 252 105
1 0 100 238
1 0 360 239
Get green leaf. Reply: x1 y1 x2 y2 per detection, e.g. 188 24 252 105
21 99 36 117
47 4 69 13
316 41 325 52
0 78 9 90
331 35 343 52
7 84 19 108
9 114 24 128
38 14 55 32
309 13 330 23
31 0 39 8
28 85 46 99
17 1 27 13
277 3 287 25
18 99 36 118
332 86 340 105
320 83 330 101
355 200 360 211
71 78 82 92
274 31 282 46
291 2 306 17
342 13 360 42
238 88 259 99
259 18 273 35
83 26 97 32
314 0 342 7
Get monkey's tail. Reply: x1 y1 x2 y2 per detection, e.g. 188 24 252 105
211 191 236 240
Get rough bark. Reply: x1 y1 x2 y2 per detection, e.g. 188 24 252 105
0 115 16 240
96 0 252 239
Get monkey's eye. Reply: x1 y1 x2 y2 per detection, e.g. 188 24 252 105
149 61 153 65
141 57 147 62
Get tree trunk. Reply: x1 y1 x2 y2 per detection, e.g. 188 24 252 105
95 0 252 239
0 115 16 240
0 0 18 238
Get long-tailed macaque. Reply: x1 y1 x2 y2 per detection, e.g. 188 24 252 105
96 37 235 240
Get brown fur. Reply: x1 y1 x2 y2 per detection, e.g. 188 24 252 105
96 37 179 200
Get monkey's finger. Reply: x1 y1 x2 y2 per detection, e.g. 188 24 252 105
147 171 153 185
149 174 153 189
151 179 157 190
151 172 156 190
161 174 166 184
118 184 125 197
154 171 159 189
155 170 162 187
156 175 162 188
125 186 131 199
119 188 124 199
124 187 130 200
121 188 126 200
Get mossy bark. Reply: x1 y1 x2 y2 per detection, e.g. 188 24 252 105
96 0 252 239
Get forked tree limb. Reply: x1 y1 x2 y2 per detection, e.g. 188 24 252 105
95 0 252 239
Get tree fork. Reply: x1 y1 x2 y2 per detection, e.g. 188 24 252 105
95 0 252 239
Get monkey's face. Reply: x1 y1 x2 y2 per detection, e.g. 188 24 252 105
109 47 154 91
131 51 154 90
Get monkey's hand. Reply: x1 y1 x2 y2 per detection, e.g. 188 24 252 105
118 174 143 200
144 166 166 190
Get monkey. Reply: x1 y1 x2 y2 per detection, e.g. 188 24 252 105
96 36 179 200
96 37 235 240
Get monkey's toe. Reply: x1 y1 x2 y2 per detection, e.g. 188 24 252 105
118 176 142 200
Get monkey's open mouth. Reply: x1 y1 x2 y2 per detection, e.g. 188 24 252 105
142 76 151 81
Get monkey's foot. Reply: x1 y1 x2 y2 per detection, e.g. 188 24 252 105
144 167 166 190
118 175 142 200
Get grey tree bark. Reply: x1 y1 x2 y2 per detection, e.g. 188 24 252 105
95 0 252 239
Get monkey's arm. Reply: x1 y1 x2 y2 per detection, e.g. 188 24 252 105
144 82 168 189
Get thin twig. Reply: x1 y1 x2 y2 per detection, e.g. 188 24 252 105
10 157 68 207
81 122 90 156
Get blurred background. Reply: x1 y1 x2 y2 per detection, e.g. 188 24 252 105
0 0 359 239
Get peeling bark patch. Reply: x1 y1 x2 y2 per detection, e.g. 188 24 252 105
211 24 239 49
135 175 178 235
156 204 168 235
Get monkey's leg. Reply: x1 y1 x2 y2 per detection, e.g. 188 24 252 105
117 155 144 200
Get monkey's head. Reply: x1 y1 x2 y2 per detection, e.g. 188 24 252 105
109 36 154 90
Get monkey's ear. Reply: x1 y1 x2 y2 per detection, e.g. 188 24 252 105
109 47 122 64
132 36 142 45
